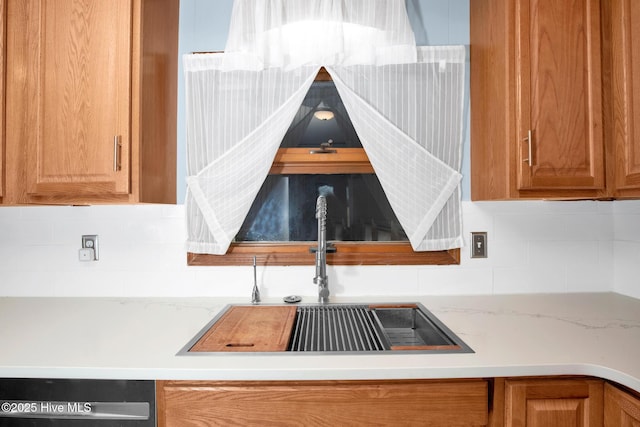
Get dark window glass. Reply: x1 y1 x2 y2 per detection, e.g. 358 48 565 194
236 174 408 242
235 79 408 243
281 81 362 149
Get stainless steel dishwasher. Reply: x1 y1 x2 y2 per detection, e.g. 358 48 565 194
0 379 155 426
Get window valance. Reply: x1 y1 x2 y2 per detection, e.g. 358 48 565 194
222 0 418 71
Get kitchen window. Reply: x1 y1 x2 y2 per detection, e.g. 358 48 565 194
187 73 460 266
184 47 466 266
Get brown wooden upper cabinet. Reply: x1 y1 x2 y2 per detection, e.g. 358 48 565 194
471 0 640 200
0 0 5 202
609 0 640 198
3 0 178 205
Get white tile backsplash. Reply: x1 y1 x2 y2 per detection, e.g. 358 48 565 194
614 241 640 298
0 200 637 298
418 265 494 295
612 200 640 298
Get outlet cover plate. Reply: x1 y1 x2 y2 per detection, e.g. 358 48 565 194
81 235 99 261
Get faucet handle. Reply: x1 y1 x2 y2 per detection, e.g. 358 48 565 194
309 139 337 154
318 286 330 304
309 242 337 254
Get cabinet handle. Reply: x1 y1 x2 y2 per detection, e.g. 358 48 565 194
113 136 122 171
522 129 533 167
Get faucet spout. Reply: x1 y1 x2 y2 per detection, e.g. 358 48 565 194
314 195 330 304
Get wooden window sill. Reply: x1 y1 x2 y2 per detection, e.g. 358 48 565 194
188 242 460 266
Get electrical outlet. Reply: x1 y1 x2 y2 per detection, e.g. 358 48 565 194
81 235 99 261
471 232 487 258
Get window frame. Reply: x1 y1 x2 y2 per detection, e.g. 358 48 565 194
188 241 460 266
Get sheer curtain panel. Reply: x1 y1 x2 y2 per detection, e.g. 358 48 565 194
222 0 417 71
184 54 319 254
327 46 465 251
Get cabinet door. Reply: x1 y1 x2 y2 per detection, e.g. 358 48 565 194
610 0 640 197
515 0 605 195
7 0 132 198
0 0 4 200
604 383 640 426
505 378 603 426
157 380 489 426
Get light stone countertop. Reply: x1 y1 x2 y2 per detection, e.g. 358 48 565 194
0 293 638 392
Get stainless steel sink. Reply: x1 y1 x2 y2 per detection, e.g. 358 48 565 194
287 304 472 353
179 302 473 355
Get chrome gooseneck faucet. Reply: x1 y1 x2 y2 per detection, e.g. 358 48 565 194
314 195 330 304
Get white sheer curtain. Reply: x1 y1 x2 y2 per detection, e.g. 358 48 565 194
327 46 465 250
223 0 417 70
184 54 320 253
184 0 466 254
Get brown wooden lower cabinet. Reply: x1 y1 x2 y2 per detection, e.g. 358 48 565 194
156 379 489 426
604 382 640 426
157 377 640 426
501 378 604 427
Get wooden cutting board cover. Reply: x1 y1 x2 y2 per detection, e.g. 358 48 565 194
190 305 297 352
